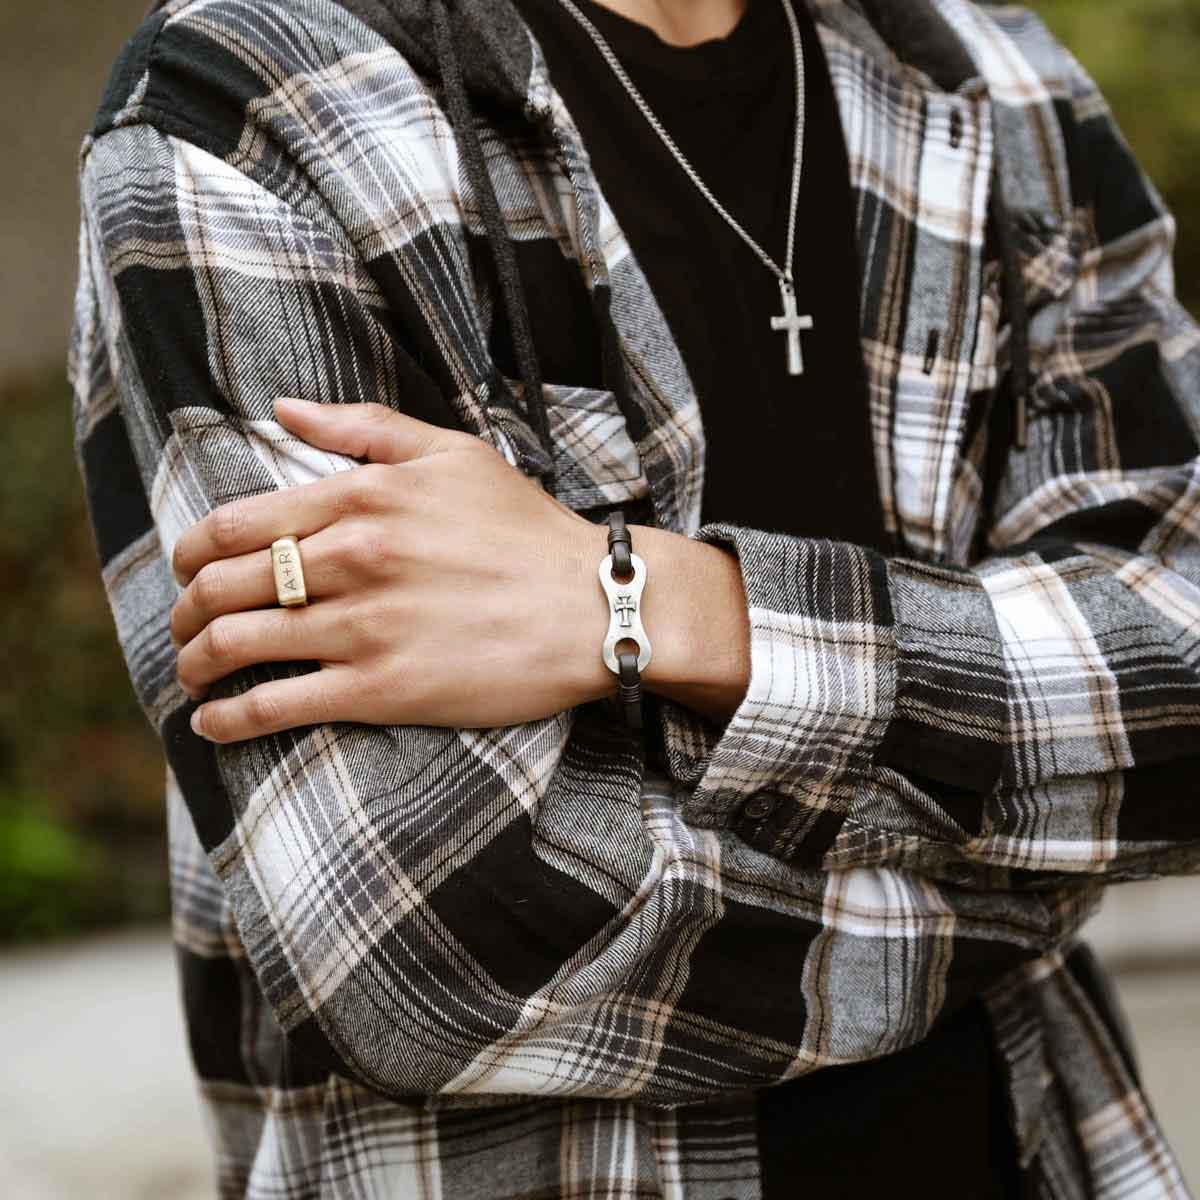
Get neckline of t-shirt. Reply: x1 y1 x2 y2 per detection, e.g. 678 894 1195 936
568 0 792 88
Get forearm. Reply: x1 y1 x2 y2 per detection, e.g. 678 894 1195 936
649 507 1200 888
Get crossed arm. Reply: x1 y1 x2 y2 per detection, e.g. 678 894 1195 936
75 83 1200 1101
170 396 754 741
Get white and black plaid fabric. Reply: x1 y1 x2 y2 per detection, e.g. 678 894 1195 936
70 0 1200 1195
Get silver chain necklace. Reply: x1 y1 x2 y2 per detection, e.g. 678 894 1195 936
554 0 814 375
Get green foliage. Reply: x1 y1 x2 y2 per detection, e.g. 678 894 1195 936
1 801 110 939
1036 0 1200 313
0 374 167 944
0 798 168 940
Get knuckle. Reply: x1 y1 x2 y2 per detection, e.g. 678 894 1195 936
192 563 224 614
329 529 360 572
360 402 394 425
318 543 355 588
247 689 283 732
311 680 338 726
176 660 198 693
204 617 238 665
168 602 186 647
341 524 388 572
331 487 359 521
200 706 230 741
356 462 393 499
334 470 378 517
176 644 203 693
211 503 247 553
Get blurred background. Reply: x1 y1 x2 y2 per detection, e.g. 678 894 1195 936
1 1 1198 1197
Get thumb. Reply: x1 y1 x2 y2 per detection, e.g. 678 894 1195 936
273 397 447 464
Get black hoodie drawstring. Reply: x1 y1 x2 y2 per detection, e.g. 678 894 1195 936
988 150 1031 451
429 0 557 486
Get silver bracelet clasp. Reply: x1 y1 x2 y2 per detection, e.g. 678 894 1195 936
598 551 651 674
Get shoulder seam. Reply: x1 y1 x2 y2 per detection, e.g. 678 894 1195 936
91 8 172 140
97 102 241 170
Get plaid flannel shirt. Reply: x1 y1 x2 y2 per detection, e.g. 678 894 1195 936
70 0 1200 1195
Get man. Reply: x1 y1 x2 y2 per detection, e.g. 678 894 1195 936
71 0 1200 1195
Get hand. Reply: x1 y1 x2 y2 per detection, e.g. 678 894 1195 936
171 398 752 743
171 397 615 741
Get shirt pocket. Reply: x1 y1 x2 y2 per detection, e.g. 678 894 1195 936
970 207 1090 389
488 381 650 515
958 208 1090 559
1014 207 1089 315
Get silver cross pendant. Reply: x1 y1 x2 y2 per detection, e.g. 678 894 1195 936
770 280 814 376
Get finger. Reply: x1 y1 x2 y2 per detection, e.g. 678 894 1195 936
274 397 456 466
170 524 354 648
176 605 348 698
173 468 377 585
190 667 360 743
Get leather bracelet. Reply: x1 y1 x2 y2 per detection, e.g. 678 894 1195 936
598 510 651 731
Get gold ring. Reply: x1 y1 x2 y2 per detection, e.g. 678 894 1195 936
270 536 308 607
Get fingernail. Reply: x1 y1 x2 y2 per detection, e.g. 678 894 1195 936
190 708 210 740
275 396 314 409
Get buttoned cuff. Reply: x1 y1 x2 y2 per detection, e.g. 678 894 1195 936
657 523 896 866
876 558 1007 798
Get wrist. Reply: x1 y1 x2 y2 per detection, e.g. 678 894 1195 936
565 518 623 706
630 524 751 721
565 519 752 724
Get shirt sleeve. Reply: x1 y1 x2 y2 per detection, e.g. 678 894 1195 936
658 43 1200 889
75 119 1089 1105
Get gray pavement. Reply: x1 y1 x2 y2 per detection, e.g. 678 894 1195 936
1117 968 1200 1188
0 931 212 1200
1 913 1197 1198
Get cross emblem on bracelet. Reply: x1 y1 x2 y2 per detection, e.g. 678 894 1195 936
614 593 638 628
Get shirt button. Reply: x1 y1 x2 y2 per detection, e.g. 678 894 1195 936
944 862 975 886
742 793 779 821
949 107 964 148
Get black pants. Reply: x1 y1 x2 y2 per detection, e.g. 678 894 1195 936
757 944 1133 1198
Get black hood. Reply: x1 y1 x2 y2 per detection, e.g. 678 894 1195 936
337 0 537 112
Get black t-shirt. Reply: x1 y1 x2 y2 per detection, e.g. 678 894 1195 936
516 0 887 549
511 2 1019 1194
